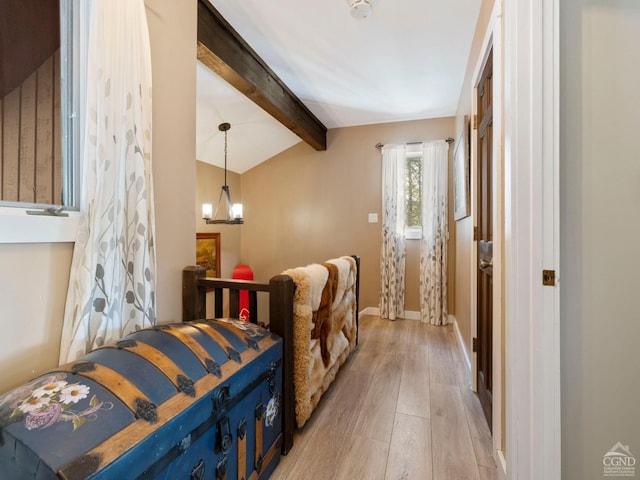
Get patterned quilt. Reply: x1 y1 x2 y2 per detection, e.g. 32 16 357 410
281 256 357 428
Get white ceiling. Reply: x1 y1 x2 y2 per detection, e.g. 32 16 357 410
196 0 482 173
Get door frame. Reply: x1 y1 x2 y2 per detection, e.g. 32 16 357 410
470 0 561 477
470 0 504 466
503 0 561 478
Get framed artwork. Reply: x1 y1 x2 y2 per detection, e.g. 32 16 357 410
453 115 471 221
196 232 220 278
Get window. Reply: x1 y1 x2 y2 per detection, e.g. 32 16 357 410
0 0 91 243
2 1 66 208
405 145 422 239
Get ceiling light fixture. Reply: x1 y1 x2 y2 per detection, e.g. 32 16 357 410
202 122 244 225
346 0 378 19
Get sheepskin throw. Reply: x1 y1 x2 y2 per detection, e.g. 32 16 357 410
282 256 358 428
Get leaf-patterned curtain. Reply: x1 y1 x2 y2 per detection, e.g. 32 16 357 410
420 141 449 325
59 0 156 363
380 144 406 320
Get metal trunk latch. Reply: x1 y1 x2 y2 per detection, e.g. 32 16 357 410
212 385 231 415
216 456 228 480
217 416 233 454
190 459 205 480
267 362 277 395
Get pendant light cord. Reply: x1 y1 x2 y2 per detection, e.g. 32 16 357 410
223 127 228 187
209 122 240 223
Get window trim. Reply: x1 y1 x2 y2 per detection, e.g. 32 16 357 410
405 227 422 240
0 207 80 243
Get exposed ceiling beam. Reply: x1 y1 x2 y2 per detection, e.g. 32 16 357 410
197 0 327 151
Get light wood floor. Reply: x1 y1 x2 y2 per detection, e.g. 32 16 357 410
270 315 498 480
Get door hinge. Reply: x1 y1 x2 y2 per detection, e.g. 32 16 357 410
542 269 556 286
473 226 479 241
472 337 478 353
473 114 478 129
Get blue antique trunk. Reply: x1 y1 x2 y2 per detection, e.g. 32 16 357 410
0 319 283 479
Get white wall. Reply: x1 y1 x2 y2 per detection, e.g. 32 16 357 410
560 2 640 478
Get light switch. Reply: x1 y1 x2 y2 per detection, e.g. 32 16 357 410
368 213 378 223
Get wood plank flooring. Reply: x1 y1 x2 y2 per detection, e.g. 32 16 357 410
271 315 498 480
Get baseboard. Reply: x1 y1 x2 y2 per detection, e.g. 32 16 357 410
359 306 380 318
496 449 507 479
401 310 421 320
361 308 458 324
358 307 420 320
450 314 472 373
359 308 422 320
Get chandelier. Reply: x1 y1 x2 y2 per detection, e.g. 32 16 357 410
202 122 244 224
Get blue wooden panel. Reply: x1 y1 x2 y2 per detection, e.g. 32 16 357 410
202 320 254 351
83 349 176 405
128 329 208 380
0 373 134 474
175 323 246 364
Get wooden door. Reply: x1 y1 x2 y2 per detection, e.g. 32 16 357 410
476 48 493 431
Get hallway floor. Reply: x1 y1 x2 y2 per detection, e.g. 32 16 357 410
270 315 499 480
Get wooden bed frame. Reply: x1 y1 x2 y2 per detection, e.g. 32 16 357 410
182 255 360 455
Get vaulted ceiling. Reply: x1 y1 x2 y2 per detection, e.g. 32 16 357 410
196 0 482 173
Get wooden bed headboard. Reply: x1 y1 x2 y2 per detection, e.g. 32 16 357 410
182 255 360 455
182 269 297 454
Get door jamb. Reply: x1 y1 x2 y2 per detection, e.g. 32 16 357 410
503 0 561 478
470 0 504 465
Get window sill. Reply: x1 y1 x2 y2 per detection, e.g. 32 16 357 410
0 207 79 243
405 228 422 240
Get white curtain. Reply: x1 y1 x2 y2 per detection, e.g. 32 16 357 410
380 144 406 320
420 141 449 325
60 0 156 363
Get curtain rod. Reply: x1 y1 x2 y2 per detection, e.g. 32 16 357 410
375 137 454 150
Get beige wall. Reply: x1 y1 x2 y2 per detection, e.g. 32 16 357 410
453 0 504 453
560 2 640 478
454 0 495 357
195 160 242 278
240 118 455 315
146 0 197 325
0 243 73 391
0 0 197 393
